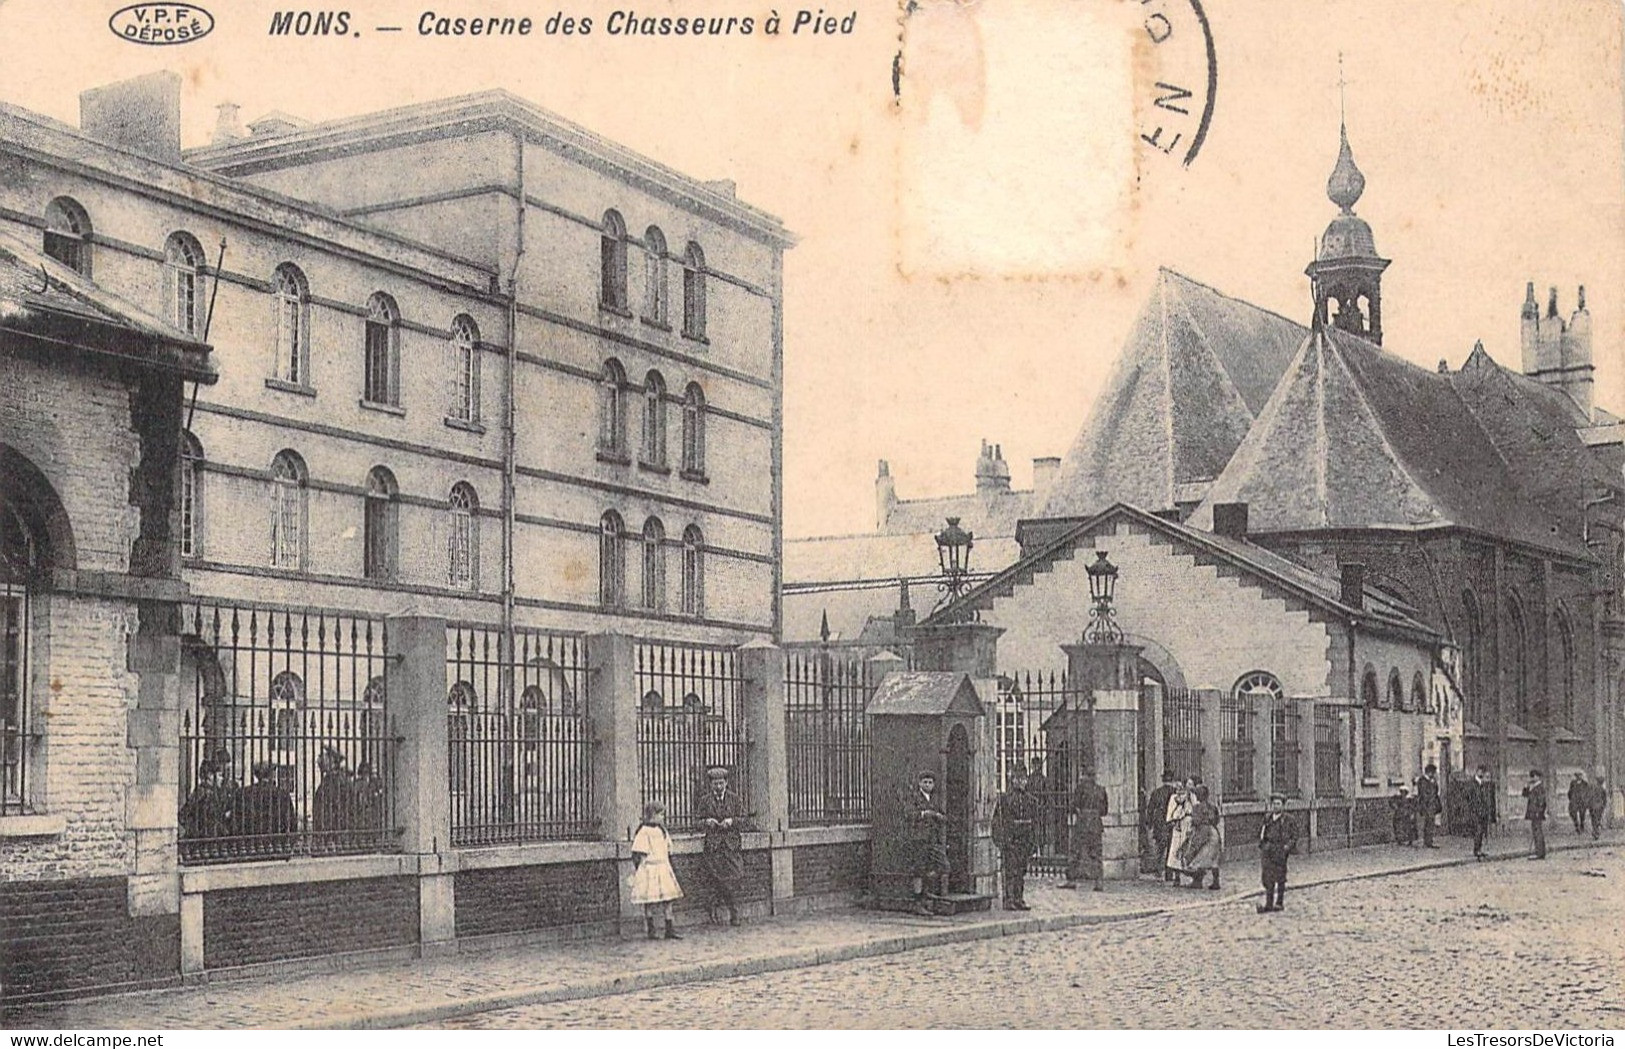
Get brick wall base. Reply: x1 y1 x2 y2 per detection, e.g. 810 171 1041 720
0 877 179 1003
201 876 419 970
453 861 620 938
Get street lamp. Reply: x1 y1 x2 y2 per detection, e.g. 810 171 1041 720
935 516 975 605
1084 550 1124 643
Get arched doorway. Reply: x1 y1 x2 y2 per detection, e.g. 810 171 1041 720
945 723 972 894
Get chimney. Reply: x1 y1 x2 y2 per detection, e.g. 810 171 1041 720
1339 562 1365 610
79 72 182 163
875 459 896 531
1032 457 1061 496
975 440 1011 494
1560 285 1594 418
1212 502 1249 539
1537 286 1566 379
1520 282 1540 375
213 103 244 145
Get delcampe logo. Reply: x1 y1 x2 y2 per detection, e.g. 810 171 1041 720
108 3 216 45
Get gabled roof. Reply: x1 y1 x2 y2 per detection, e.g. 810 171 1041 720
1188 326 1589 560
868 672 984 717
880 487 1039 538
1040 269 1306 518
925 503 1439 643
0 229 215 381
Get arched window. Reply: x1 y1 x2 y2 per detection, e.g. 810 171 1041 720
268 451 307 570
447 482 478 590
1461 589 1482 728
179 431 203 559
641 517 666 611
600 511 625 607
270 671 305 753
1386 669 1403 712
363 466 398 582
165 232 206 336
1360 668 1379 781
682 242 707 339
1411 672 1427 716
1555 611 1575 729
272 264 310 386
364 293 401 407
681 524 705 617
449 315 480 423
599 359 628 457
643 226 669 325
447 681 476 794
2 497 40 814
1387 669 1406 782
1505 596 1529 726
600 210 628 311
43 197 92 276
641 370 667 467
681 383 706 477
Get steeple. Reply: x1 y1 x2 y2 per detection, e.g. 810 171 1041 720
1306 112 1390 345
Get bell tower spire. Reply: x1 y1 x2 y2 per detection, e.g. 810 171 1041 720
1306 68 1390 345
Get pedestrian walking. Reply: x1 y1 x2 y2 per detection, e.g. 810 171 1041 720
1416 763 1443 848
1164 779 1195 884
1063 766 1108 893
1177 783 1222 889
1257 794 1298 913
1390 786 1417 846
629 802 683 940
1523 769 1547 860
902 770 949 911
1143 769 1178 880
1586 776 1608 841
1568 772 1590 835
1467 765 1495 860
992 764 1040 908
695 765 746 926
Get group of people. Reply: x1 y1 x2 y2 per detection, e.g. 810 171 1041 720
1389 763 1447 847
1143 771 1224 889
178 745 386 860
991 764 1109 909
626 765 750 940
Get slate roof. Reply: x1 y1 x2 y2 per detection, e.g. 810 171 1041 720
1040 269 1307 518
1188 326 1589 560
867 672 983 717
926 503 1439 641
0 228 215 380
879 488 1039 537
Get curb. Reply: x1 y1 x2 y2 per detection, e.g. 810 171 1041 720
312 836 1617 1030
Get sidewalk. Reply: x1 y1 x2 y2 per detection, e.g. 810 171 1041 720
5 829 1619 1031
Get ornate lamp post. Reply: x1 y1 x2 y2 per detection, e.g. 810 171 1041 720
1083 550 1123 644
934 516 975 606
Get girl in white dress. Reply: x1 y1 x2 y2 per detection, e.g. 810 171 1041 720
629 802 684 940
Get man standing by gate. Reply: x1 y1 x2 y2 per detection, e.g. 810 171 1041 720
993 764 1039 910
1065 767 1109 892
1143 769 1178 879
697 765 746 925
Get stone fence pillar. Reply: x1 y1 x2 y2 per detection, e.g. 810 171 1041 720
740 640 791 906
386 616 452 947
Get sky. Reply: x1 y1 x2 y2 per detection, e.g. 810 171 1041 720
2 0 1621 539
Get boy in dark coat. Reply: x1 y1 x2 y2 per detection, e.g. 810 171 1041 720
696 765 746 925
1257 794 1297 913
1390 786 1418 846
903 771 948 908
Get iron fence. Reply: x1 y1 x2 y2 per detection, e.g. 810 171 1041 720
1270 700 1301 797
635 639 749 831
785 644 873 826
2 582 29 816
1315 705 1345 797
1221 690 1256 800
446 624 595 846
1162 687 1203 785
994 670 1086 872
178 601 398 864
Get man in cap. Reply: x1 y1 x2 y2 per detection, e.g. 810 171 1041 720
1065 766 1109 892
1467 765 1495 860
1257 793 1298 913
696 764 746 925
1522 768 1547 860
903 770 949 910
1416 763 1443 848
992 764 1039 910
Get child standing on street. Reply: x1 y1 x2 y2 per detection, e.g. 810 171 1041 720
630 802 684 940
1258 794 1298 913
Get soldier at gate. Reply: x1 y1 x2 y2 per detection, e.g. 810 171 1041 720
1143 769 1178 880
1065 766 1109 892
696 764 746 925
992 763 1039 910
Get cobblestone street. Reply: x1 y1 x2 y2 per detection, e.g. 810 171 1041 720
437 845 1625 1029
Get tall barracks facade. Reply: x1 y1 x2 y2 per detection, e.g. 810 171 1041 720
0 72 820 1003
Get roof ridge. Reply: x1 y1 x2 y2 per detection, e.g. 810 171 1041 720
1157 267 1310 334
